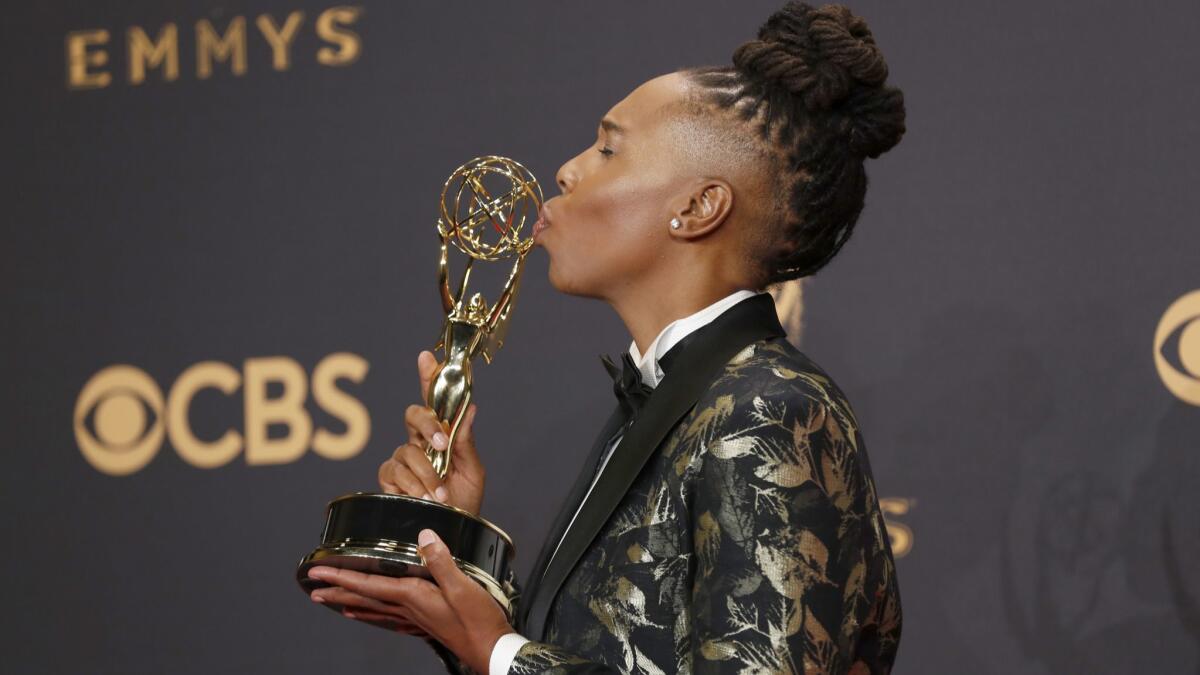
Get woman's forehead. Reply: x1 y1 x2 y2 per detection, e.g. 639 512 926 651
606 72 691 131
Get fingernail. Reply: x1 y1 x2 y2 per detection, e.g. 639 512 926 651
434 486 449 502
422 492 432 501
343 610 356 619
307 567 328 580
432 432 448 450
311 592 325 603
418 528 437 548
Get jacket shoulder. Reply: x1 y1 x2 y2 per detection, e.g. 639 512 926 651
701 336 859 423
671 337 871 496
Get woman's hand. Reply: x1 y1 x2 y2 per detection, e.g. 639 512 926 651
378 350 486 515
308 529 513 675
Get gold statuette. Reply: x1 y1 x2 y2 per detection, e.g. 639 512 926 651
297 156 540 621
426 155 539 477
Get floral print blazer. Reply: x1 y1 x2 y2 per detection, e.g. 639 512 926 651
439 294 901 674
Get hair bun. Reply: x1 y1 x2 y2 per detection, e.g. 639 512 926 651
732 2 890 113
831 83 906 159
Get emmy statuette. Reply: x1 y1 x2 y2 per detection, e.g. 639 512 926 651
297 156 541 620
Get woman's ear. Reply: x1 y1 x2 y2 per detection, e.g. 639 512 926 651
668 180 734 240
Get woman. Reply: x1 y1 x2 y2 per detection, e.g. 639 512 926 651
306 2 907 673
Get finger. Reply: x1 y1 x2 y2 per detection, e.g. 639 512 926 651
417 529 477 611
377 460 401 494
346 608 428 636
405 404 450 455
378 456 410 495
400 443 445 501
376 612 425 635
336 604 394 628
417 350 438 402
419 528 512 638
312 586 411 618
346 610 400 632
378 457 432 499
307 565 442 610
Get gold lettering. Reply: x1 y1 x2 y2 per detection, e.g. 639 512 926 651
316 6 363 66
311 352 371 460
195 16 248 79
244 356 312 465
66 29 111 90
880 497 914 558
127 24 179 85
167 361 243 469
256 11 305 71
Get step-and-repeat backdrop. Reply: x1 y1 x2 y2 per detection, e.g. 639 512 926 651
3 1 1197 672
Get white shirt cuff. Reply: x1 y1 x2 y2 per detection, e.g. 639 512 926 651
489 632 531 675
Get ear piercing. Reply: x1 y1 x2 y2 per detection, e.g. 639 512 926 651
670 217 682 230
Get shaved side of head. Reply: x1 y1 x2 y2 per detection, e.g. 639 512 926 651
652 74 787 276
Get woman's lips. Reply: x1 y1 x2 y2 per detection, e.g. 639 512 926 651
533 205 551 241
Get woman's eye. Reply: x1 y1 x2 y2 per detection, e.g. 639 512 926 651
597 146 614 157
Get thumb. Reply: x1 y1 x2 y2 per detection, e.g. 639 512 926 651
417 350 438 402
418 529 473 610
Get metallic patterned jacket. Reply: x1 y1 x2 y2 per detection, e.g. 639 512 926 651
444 293 902 674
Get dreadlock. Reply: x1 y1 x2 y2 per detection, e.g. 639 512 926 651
679 1 906 286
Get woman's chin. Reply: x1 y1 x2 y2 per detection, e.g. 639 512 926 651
546 264 572 294
545 264 602 299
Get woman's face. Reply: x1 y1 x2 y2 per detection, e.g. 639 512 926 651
535 72 698 300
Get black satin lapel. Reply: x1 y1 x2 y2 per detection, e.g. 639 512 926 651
524 293 785 639
515 404 627 633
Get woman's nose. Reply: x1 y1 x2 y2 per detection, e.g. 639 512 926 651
555 161 575 194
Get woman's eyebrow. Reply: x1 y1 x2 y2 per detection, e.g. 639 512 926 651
600 118 627 136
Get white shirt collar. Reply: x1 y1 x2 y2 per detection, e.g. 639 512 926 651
627 289 767 388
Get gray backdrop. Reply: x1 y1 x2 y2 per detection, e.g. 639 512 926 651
3 1 1198 672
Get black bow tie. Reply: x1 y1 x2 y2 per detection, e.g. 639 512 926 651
600 351 654 420
599 328 704 420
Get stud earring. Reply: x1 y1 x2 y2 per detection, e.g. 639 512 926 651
670 217 682 230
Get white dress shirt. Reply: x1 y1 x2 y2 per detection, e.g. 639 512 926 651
489 288 767 675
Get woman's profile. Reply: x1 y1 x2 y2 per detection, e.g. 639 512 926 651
305 2 908 673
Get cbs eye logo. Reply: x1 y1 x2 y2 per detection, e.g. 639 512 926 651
75 365 166 476
74 353 370 476
1154 290 1200 406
